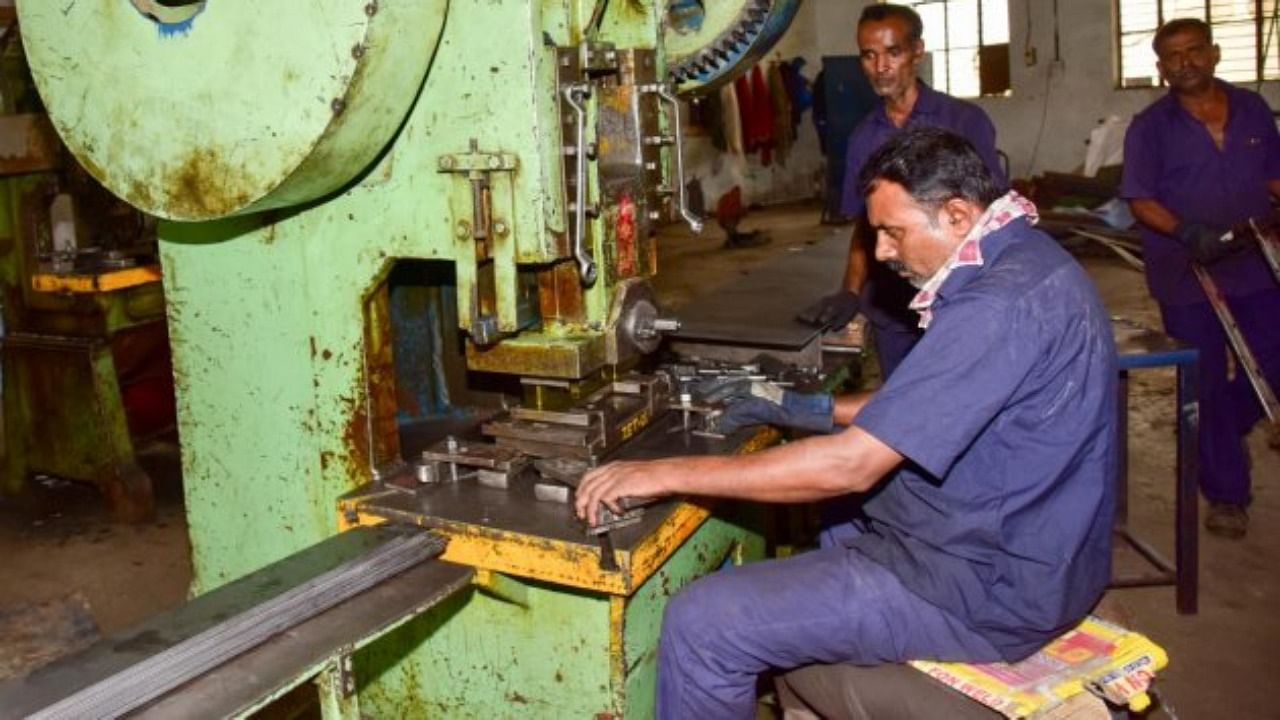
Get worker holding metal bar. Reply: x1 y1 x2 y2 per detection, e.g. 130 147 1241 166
576 127 1118 719
798 3 1007 380
1121 17 1280 540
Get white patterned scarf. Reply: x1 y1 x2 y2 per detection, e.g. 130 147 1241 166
908 191 1039 329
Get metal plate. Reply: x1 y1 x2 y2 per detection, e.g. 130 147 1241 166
671 231 846 348
359 412 755 551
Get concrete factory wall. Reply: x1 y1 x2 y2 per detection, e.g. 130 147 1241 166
686 0 1280 209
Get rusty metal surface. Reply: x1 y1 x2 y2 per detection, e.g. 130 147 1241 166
464 331 607 378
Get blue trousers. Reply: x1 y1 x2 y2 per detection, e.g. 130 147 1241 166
655 548 1002 719
1159 288 1280 505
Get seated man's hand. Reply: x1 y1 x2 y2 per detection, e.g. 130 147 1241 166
574 459 674 527
714 381 834 435
796 290 861 328
1175 222 1249 264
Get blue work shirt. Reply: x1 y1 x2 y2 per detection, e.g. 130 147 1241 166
1120 80 1280 306
839 82 1007 328
848 217 1119 661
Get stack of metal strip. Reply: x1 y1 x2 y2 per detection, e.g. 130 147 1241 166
26 531 446 720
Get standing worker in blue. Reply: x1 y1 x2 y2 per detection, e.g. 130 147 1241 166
799 3 1007 380
1121 17 1280 540
576 127 1118 719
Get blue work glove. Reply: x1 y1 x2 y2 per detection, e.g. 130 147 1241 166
714 381 834 435
796 290 861 329
1174 222 1247 264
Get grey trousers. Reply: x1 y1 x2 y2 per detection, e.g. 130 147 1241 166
775 663 1003 720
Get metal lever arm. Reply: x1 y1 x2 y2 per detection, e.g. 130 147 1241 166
562 82 598 287
656 84 704 234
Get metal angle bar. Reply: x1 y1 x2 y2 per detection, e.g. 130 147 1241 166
29 532 446 720
1193 265 1280 423
1253 219 1280 282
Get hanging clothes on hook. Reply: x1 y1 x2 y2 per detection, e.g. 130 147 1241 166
768 60 794 166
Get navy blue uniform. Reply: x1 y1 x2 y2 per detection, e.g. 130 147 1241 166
656 218 1118 718
1121 80 1280 507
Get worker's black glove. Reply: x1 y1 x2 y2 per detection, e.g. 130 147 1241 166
1174 222 1248 265
796 290 861 329
710 380 835 435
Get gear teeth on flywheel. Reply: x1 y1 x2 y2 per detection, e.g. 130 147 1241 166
668 0 774 85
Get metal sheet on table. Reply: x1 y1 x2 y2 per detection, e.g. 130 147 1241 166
373 412 755 553
671 232 848 348
1112 319 1197 369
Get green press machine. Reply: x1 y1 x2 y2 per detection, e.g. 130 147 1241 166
10 1 802 716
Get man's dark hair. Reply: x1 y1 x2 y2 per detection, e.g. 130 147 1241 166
859 3 924 44
858 126 1003 216
1152 17 1212 54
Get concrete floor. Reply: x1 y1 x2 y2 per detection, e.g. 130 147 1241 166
1 202 1277 718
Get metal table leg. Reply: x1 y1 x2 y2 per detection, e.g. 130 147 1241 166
1176 358 1199 614
1116 371 1130 529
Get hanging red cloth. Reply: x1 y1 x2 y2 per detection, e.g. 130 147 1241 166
747 64 775 165
734 74 754 148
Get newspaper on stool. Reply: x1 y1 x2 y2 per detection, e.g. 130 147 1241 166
910 616 1168 719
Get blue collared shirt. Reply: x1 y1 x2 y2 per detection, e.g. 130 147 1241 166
1120 80 1280 305
848 217 1119 661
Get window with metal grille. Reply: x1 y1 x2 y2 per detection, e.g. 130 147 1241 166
884 0 1012 97
1117 0 1280 87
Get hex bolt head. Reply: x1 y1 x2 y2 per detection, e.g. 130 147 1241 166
487 156 502 169
439 156 455 170
493 220 509 236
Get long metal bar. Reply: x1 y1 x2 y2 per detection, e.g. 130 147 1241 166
1193 264 1280 423
1251 217 1280 281
27 532 446 720
1175 351 1200 614
1072 228 1146 272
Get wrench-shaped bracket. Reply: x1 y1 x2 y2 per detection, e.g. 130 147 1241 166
562 82 599 287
